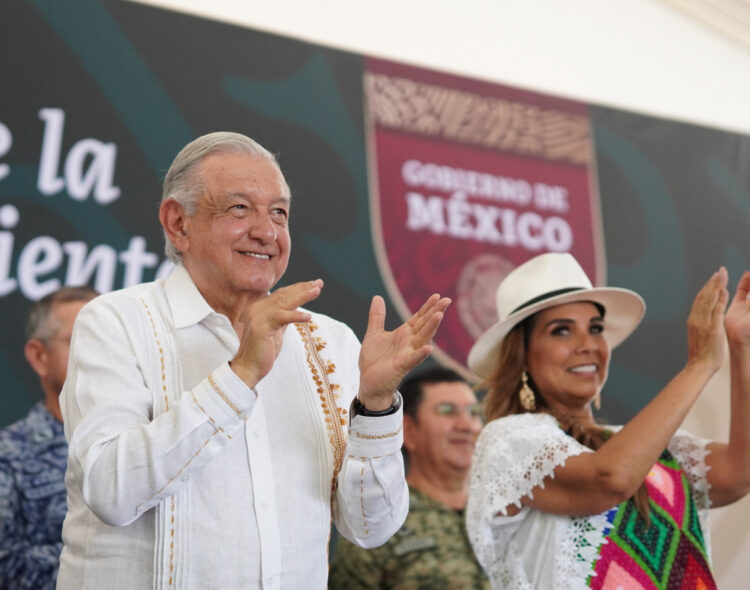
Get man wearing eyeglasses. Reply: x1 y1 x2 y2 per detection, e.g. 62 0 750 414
329 367 489 590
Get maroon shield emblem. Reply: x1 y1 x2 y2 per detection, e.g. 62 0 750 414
364 58 605 378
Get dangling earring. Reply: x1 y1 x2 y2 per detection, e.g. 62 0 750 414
519 370 536 411
593 392 601 411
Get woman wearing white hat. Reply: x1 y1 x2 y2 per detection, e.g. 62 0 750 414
465 252 750 589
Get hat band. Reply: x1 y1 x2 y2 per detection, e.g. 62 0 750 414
510 286 586 315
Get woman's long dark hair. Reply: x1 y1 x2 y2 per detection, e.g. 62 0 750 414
481 315 652 523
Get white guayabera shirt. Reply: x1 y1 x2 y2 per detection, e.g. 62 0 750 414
57 265 408 590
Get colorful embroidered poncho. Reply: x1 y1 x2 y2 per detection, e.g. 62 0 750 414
466 413 715 590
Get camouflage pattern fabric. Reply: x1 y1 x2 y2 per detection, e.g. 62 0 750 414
0 403 67 590
329 487 490 590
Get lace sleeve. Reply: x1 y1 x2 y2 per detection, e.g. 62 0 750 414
469 413 590 515
668 428 713 557
466 413 590 586
668 428 711 510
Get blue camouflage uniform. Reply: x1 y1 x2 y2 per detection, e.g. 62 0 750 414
0 403 67 590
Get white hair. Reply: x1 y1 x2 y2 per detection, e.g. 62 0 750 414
161 131 282 263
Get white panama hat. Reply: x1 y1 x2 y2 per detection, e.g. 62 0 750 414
467 252 646 378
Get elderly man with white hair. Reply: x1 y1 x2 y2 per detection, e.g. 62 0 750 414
57 132 451 590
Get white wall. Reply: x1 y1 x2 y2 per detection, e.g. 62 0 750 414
128 0 750 584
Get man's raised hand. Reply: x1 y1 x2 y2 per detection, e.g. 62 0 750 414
230 280 323 388
358 294 451 411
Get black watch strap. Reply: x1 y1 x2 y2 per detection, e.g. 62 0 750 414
352 394 400 417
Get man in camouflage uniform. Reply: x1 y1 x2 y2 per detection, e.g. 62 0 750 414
329 367 489 590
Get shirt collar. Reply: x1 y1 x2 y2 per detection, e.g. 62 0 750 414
164 264 216 329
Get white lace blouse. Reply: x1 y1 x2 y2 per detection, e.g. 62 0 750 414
466 413 712 590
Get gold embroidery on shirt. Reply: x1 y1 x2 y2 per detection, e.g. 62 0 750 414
190 391 232 439
207 374 243 417
294 321 347 511
140 298 169 413
353 425 403 440
359 459 369 535
168 497 175 585
347 451 399 460
139 297 175 585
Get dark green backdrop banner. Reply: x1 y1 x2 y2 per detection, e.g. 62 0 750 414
2 0 750 428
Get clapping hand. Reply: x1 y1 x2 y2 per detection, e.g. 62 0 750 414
725 270 750 350
357 294 452 411
230 280 324 388
686 268 729 374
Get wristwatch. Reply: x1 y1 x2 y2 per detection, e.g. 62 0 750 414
351 393 401 417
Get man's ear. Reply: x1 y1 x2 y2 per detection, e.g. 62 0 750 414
159 199 190 255
403 414 418 453
24 339 48 380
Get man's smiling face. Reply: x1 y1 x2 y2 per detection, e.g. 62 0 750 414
181 151 291 306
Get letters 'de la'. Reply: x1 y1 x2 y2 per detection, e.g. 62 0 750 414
37 108 121 205
364 58 605 378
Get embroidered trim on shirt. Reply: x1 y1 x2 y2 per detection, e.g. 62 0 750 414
207 374 243 417
139 296 175 585
352 425 403 440
359 459 369 536
140 298 170 413
190 391 232 439
168 496 175 586
294 321 347 509
347 450 400 460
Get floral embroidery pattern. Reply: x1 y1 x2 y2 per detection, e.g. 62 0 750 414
295 321 348 507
